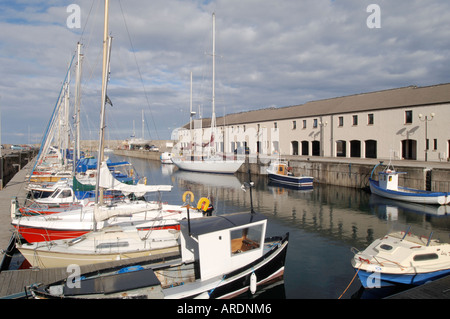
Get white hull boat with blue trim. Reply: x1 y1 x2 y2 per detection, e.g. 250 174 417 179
267 160 313 189
369 163 450 205
351 230 450 288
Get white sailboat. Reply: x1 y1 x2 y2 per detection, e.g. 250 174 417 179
173 13 244 174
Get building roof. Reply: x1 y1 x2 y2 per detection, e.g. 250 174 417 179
182 83 450 129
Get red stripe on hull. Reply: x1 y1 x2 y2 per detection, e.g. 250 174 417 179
14 225 89 243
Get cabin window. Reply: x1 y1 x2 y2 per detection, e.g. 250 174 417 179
380 244 393 251
60 190 72 198
413 253 439 262
230 225 263 255
96 242 130 249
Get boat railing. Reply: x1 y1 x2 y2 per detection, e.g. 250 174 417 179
351 247 407 270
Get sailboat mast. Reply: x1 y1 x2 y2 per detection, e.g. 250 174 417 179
74 42 83 167
95 0 111 206
211 13 216 132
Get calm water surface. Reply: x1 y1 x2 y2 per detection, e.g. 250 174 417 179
113 154 450 299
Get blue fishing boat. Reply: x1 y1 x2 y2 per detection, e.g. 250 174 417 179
369 162 450 205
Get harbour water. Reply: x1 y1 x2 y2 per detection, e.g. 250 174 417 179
113 154 450 299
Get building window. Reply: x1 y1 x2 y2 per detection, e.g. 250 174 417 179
338 116 344 127
274 122 277 130
368 113 374 125
352 115 358 126
313 119 318 128
292 121 296 129
434 139 438 150
302 120 307 129
405 110 413 124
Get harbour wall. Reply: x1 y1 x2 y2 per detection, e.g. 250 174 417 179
0 149 38 189
113 150 450 192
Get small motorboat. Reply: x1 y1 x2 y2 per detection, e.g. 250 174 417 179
267 160 313 189
369 162 450 205
351 229 450 288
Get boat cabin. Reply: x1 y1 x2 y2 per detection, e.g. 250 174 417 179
378 170 405 191
269 161 292 176
180 212 267 281
35 186 75 205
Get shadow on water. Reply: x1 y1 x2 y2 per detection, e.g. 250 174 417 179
113 155 450 299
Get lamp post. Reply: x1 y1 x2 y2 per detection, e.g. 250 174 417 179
418 113 434 161
319 120 328 157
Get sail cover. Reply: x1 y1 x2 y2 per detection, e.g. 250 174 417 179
98 161 172 197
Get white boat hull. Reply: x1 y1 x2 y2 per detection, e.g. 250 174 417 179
172 158 243 174
369 179 450 205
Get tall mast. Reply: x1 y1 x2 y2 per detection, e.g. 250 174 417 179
190 71 193 132
211 13 216 132
95 0 111 207
74 42 83 167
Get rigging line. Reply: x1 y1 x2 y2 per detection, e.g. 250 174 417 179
29 54 76 181
118 0 160 140
76 0 96 44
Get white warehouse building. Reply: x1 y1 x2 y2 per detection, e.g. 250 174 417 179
175 83 450 163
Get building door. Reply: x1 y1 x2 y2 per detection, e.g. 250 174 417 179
301 141 309 155
291 141 299 155
350 140 361 157
401 139 417 160
365 140 377 158
312 141 320 156
336 140 346 157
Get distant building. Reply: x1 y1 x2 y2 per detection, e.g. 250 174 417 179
176 83 450 162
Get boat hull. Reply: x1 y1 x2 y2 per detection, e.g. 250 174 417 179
356 268 450 288
369 178 450 205
18 243 180 269
267 172 313 189
173 159 243 174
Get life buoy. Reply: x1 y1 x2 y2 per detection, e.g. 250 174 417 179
196 197 210 212
182 191 195 203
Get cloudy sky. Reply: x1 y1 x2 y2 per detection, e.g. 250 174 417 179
1 0 450 145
